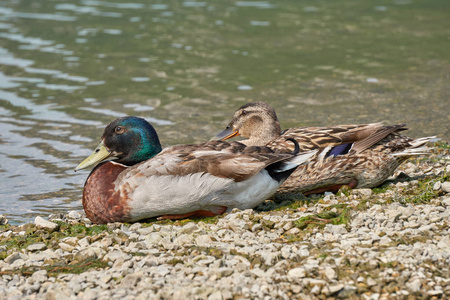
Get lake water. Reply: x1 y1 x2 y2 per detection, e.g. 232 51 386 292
0 0 449 224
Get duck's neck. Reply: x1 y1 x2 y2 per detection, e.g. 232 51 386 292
241 121 282 146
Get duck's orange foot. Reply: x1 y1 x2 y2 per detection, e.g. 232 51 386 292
157 206 228 220
304 179 358 195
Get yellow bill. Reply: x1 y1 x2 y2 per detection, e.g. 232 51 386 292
75 142 111 171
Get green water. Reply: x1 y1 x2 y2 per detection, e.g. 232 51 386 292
0 0 448 223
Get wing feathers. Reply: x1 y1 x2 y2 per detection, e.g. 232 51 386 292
120 141 302 183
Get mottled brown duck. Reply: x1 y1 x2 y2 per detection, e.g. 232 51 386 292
212 102 434 195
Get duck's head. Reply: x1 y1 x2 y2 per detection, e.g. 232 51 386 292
211 102 282 146
75 116 162 171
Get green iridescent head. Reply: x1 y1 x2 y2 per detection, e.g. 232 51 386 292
75 116 162 171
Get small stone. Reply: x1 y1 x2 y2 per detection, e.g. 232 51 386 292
208 290 222 300
288 267 306 279
195 235 213 247
327 283 344 295
286 227 301 235
156 265 170 276
119 273 141 288
74 248 102 261
353 188 373 197
67 211 81 219
283 221 293 231
103 250 131 262
35 216 59 233
58 242 75 252
211 267 233 279
180 222 199 234
324 267 337 280
442 182 450 193
367 277 377 286
30 270 48 283
4 252 22 264
128 223 142 231
433 181 442 191
379 236 392 246
406 278 421 292
437 236 450 249
11 259 25 268
61 237 78 246
428 289 443 296
442 197 450 206
252 223 263 232
0 215 8 225
78 237 90 248
27 243 46 252
338 285 357 297
324 224 347 235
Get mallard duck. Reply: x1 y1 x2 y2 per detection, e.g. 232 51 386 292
75 116 317 224
211 102 434 195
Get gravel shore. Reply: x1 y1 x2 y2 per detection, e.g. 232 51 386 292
0 144 449 300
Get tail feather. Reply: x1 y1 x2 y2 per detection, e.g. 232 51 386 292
267 149 318 182
275 149 318 172
391 136 436 157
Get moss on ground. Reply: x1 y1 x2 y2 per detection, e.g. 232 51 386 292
0 258 109 277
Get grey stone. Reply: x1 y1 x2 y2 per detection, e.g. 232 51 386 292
58 242 75 252
327 283 344 295
211 267 234 279
0 215 8 225
195 235 213 247
179 222 199 234
30 270 48 284
208 290 223 300
353 188 373 197
338 285 357 298
27 243 46 252
4 252 22 264
103 250 131 262
442 182 450 193
406 278 422 292
428 289 443 296
367 277 377 286
433 181 442 190
67 211 81 219
288 267 306 279
128 223 142 231
35 216 59 232
325 224 348 235
74 247 104 261
119 273 141 288
77 237 90 248
324 267 337 280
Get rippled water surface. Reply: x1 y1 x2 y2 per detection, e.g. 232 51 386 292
0 0 449 224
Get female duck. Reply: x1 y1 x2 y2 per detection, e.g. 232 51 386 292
212 102 433 194
75 116 316 224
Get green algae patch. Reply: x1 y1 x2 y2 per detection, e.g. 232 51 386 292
0 258 109 277
0 222 110 256
294 207 351 231
55 222 109 237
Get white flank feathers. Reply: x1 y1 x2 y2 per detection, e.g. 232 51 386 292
274 149 318 172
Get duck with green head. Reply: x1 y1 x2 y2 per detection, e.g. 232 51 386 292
75 116 317 224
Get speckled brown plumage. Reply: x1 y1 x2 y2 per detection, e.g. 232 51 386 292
212 102 434 195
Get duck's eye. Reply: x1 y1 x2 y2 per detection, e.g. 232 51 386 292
242 110 248 115
115 126 124 134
